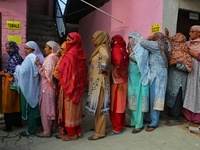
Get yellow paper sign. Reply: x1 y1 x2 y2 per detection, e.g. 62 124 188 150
6 21 21 30
7 35 22 44
151 24 160 33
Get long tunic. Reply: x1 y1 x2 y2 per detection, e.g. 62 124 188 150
85 45 111 115
38 53 59 120
166 65 187 108
128 53 149 112
183 58 200 113
140 39 168 111
2 73 20 113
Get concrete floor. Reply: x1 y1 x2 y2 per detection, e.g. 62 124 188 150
1 112 200 150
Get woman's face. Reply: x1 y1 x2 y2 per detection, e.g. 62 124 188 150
189 29 200 40
66 36 73 43
24 45 34 56
44 44 52 55
5 44 14 52
60 42 66 56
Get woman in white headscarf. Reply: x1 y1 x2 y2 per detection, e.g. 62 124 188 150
14 41 44 136
35 41 60 137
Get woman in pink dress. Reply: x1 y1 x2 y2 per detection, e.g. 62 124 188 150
35 41 60 137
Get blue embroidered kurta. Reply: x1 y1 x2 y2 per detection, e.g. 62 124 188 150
140 39 168 111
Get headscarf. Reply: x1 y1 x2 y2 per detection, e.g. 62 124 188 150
153 32 169 67
111 35 129 84
187 25 200 53
90 30 110 62
46 41 60 53
129 32 150 85
169 33 194 72
58 32 87 104
5 41 23 76
25 41 44 65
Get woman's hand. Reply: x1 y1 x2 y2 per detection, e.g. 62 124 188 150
0 71 5 76
35 58 41 67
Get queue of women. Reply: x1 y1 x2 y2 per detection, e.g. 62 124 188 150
0 24 200 141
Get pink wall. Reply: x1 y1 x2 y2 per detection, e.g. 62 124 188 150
79 0 163 61
0 0 27 69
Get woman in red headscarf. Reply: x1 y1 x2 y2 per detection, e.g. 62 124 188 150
56 32 87 141
107 35 129 135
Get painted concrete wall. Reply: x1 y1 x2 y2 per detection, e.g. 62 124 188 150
79 0 164 61
0 0 27 70
163 0 200 36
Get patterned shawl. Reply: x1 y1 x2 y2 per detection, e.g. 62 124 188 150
129 32 150 85
5 41 23 76
111 35 129 84
169 33 194 72
187 25 200 53
58 32 87 104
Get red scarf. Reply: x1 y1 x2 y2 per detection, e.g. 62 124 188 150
58 32 87 104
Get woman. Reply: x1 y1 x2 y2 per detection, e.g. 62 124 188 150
14 41 44 136
107 35 129 135
164 29 193 126
85 30 111 140
56 32 87 141
35 41 60 137
140 32 169 131
183 25 200 127
127 32 150 133
0 41 23 132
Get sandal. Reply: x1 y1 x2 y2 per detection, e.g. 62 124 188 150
106 130 123 136
88 135 105 140
145 125 157 132
36 132 51 138
165 120 183 126
132 126 144 134
19 131 35 137
190 123 200 127
61 135 77 141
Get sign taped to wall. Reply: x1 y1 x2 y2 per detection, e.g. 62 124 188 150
151 24 160 33
6 21 21 30
7 35 22 44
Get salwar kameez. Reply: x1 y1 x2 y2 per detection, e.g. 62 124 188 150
86 31 111 139
127 32 150 130
2 74 22 131
140 34 168 128
110 83 127 132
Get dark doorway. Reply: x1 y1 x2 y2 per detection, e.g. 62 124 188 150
0 12 2 113
177 9 200 40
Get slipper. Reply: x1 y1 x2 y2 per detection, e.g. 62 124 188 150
145 125 157 132
78 133 84 139
132 126 144 134
165 120 183 126
106 130 123 136
88 135 105 140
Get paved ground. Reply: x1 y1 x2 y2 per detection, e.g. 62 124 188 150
1 110 200 150
1 97 200 150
